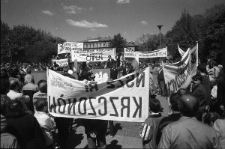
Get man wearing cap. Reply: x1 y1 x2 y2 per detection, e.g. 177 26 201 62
158 94 221 149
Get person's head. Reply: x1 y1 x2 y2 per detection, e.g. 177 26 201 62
0 95 11 116
169 93 180 112
1 68 9 79
192 74 202 85
8 69 17 78
149 98 162 113
34 99 48 112
63 67 69 73
197 63 207 74
202 112 219 126
0 78 10 95
37 80 47 93
24 74 35 84
9 80 20 91
178 94 199 117
6 100 27 118
177 88 189 96
208 60 217 69
108 55 111 59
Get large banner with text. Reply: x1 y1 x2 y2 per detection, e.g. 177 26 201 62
163 44 198 96
58 42 83 54
124 47 167 58
47 67 149 122
52 58 69 67
71 48 116 62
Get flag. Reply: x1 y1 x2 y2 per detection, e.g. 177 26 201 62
178 44 185 56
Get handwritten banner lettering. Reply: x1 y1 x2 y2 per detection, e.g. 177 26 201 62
47 67 150 122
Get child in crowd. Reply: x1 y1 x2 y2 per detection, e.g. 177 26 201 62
34 99 56 149
140 97 163 149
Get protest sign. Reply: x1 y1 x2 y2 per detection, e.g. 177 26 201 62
124 47 167 58
47 67 150 122
58 42 83 54
163 44 198 96
52 59 69 67
71 48 116 62
92 69 110 83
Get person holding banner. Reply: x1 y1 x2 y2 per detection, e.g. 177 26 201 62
82 119 108 148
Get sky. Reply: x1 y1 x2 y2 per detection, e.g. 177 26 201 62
1 0 225 43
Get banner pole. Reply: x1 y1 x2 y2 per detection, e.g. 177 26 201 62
196 41 199 66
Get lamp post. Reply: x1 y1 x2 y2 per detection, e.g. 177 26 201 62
157 25 163 49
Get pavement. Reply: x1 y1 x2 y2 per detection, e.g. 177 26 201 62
63 95 169 149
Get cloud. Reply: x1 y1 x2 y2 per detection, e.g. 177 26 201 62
66 19 108 28
63 5 83 14
117 0 130 4
141 21 148 25
42 10 54 16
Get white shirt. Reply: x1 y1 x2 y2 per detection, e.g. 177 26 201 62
34 111 55 145
7 90 29 103
7 90 23 100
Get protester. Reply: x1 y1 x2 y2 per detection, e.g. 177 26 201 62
7 79 30 104
191 74 209 121
213 111 225 149
107 55 114 68
140 98 163 149
22 74 39 113
158 94 221 149
156 92 181 145
82 119 108 148
197 63 211 103
157 65 166 97
6 100 47 149
34 99 56 149
33 80 47 108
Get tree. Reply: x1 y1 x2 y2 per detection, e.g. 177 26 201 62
110 33 127 54
1 20 11 63
201 4 225 62
0 21 65 64
136 33 166 51
165 10 200 61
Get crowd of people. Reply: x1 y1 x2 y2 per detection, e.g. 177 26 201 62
1 55 225 148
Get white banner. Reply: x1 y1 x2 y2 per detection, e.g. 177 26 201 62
47 67 150 122
58 42 83 54
178 45 185 56
124 47 167 58
163 44 198 96
71 48 116 62
52 59 68 67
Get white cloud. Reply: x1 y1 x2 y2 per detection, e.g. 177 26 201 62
66 19 108 28
63 5 83 14
141 21 148 25
42 10 54 16
117 0 130 4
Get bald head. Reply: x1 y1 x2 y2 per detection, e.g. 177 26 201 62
178 94 199 117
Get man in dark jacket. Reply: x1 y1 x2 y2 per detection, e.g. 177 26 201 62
191 74 209 121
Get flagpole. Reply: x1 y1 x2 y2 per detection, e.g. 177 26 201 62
196 41 198 66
